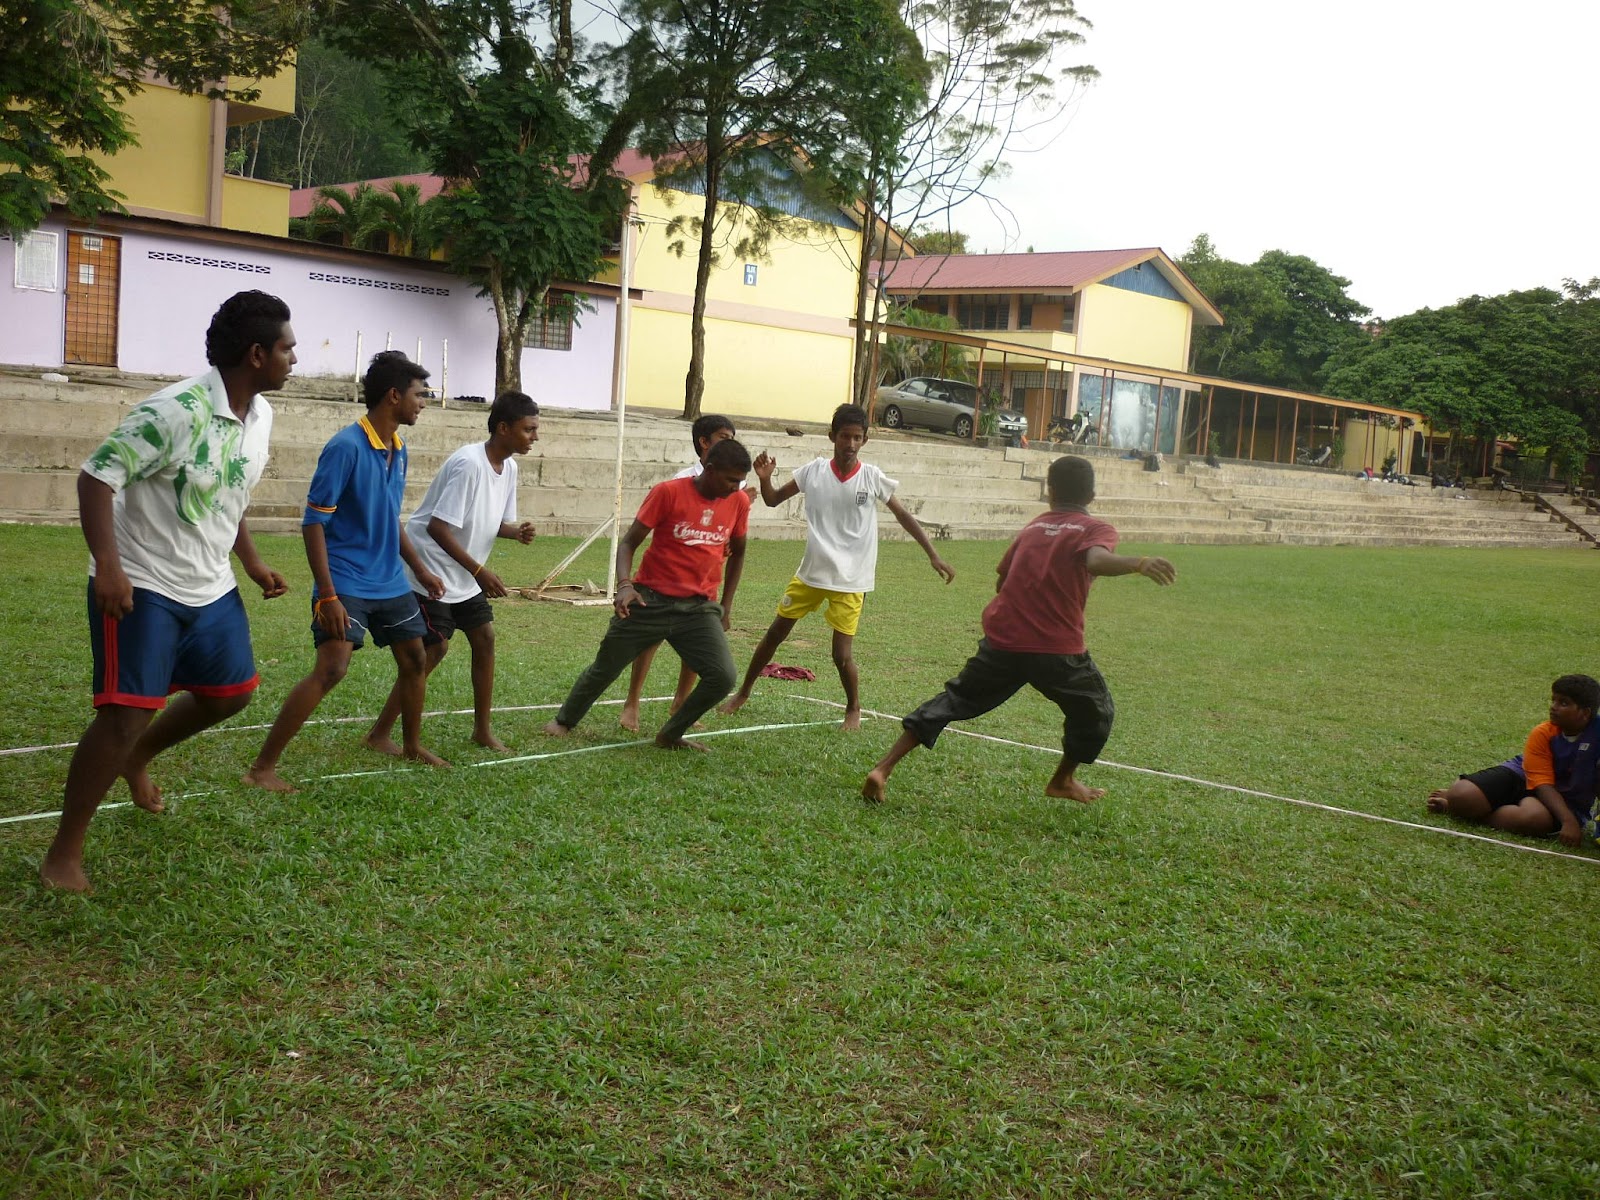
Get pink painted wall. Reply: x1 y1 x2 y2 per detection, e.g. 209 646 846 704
0 219 616 411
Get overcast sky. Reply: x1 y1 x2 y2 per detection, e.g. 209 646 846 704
958 0 1599 319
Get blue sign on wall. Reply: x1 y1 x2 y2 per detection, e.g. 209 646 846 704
743 264 758 286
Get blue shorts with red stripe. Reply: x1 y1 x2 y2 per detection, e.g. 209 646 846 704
87 583 259 710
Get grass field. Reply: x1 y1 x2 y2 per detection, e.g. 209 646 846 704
3 523 1599 1197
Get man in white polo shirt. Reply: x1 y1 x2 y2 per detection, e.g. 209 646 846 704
41 290 295 892
719 402 954 730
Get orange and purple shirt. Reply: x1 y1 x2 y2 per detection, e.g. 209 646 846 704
1503 717 1600 819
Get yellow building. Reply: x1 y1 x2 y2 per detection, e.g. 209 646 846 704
877 248 1224 450
94 66 296 237
603 148 874 424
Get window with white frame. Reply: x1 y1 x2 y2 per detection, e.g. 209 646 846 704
14 231 60 291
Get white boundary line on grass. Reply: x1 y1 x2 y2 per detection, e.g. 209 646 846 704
0 697 673 758
794 696 1600 868
0 719 839 827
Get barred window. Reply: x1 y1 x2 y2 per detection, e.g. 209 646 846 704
522 298 573 351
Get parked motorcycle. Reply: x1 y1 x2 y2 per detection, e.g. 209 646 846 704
1047 412 1095 445
1296 444 1333 467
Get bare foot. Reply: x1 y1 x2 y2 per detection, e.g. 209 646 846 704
1045 778 1105 804
655 735 708 752
861 769 888 804
125 766 165 814
365 733 402 758
718 693 749 717
841 710 862 732
1425 790 1449 814
544 720 571 738
618 705 641 733
403 746 449 767
39 854 92 893
473 731 509 752
242 766 298 794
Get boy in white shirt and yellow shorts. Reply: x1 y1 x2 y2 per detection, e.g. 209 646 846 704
720 403 954 730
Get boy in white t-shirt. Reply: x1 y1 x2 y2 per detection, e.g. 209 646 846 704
365 391 539 753
720 403 954 730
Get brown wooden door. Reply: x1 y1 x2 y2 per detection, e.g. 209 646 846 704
64 232 122 366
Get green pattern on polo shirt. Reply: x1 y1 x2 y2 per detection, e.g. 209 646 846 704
86 381 252 527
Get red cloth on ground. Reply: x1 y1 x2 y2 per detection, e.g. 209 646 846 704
758 663 817 681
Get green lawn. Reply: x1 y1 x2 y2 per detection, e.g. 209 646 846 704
3 524 1598 1197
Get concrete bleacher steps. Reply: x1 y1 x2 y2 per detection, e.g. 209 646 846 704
0 368 1593 550
1184 470 1590 548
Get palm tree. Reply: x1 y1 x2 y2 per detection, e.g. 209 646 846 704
878 303 968 383
299 182 385 250
359 182 440 259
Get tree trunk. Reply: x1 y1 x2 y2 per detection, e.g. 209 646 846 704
682 126 724 422
850 162 881 408
854 167 900 419
490 270 521 395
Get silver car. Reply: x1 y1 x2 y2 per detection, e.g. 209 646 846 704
875 377 1028 440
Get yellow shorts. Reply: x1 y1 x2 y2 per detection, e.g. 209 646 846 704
775 577 864 637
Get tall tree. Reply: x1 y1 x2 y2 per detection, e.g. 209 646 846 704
1181 235 1370 392
1324 288 1590 473
905 225 969 255
615 0 927 419
1 0 308 234
318 0 630 394
850 0 1097 407
226 38 429 188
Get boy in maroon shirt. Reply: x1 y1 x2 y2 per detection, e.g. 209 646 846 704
544 438 752 750
862 455 1175 803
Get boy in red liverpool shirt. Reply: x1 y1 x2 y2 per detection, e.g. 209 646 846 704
862 455 1175 803
1426 674 1600 846
544 438 752 750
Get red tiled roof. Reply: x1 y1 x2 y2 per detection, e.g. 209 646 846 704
875 248 1165 292
288 173 450 219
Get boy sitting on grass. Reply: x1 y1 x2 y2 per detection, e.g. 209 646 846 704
719 403 954 731
862 455 1175 804
544 438 752 751
1426 673 1600 847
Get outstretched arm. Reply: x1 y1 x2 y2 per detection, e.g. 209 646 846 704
886 496 954 583
1085 546 1176 585
753 453 799 507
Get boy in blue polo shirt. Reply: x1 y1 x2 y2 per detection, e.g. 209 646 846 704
1426 673 1600 846
244 352 446 792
